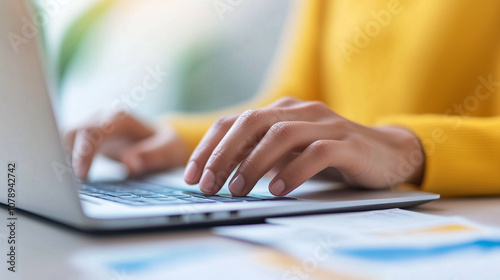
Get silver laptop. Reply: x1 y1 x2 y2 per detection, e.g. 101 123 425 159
0 0 439 231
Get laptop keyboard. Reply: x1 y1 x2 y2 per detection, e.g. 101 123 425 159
78 181 294 206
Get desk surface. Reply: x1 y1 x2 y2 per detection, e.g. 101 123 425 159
1 197 499 280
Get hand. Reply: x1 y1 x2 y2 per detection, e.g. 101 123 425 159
184 97 425 196
64 112 188 179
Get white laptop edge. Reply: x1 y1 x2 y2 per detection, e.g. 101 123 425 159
0 0 439 232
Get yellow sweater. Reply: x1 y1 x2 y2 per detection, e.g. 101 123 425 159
169 0 500 196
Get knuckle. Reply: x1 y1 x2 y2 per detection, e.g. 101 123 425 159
280 96 299 103
269 122 297 140
305 100 329 111
239 109 264 125
330 118 349 130
210 148 229 165
327 117 352 134
309 140 334 159
213 115 235 131
209 148 234 172
345 132 363 144
275 96 300 106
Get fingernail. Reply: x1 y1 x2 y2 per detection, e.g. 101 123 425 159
200 169 216 194
270 179 285 196
229 174 245 196
184 161 198 182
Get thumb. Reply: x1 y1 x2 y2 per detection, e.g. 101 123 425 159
121 132 187 176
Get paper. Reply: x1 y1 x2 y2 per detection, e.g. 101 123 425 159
267 208 483 235
214 209 500 280
70 237 286 280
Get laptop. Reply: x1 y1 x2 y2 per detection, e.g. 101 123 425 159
0 0 439 232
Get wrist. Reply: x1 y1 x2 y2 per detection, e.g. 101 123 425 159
375 126 426 186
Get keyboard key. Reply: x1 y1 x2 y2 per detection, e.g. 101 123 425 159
179 197 214 203
118 201 148 206
145 200 192 205
79 181 295 207
80 193 108 199
129 190 156 195
139 194 170 199
150 197 180 201
206 196 245 202
159 193 192 199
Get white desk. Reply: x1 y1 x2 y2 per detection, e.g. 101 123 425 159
1 197 499 280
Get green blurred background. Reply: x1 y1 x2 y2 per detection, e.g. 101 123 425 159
31 0 291 127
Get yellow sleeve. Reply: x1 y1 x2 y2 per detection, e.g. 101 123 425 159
377 115 500 197
164 0 324 157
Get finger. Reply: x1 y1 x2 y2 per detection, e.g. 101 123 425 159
229 122 344 196
184 114 239 185
198 105 329 195
70 113 155 179
268 96 303 108
268 152 299 176
314 167 345 182
101 112 155 140
269 140 352 196
197 109 286 194
71 128 103 179
184 98 305 185
122 132 186 176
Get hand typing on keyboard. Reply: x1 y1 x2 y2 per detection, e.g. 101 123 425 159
183 97 424 197
64 112 188 180
65 99 424 199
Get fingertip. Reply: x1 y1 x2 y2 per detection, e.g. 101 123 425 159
199 169 217 195
72 153 87 180
129 156 144 174
228 174 245 196
183 161 199 184
72 158 88 180
122 153 145 176
269 179 286 196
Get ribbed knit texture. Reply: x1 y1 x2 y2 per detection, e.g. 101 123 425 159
167 0 500 196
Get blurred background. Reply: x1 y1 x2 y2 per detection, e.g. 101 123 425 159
31 0 292 127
